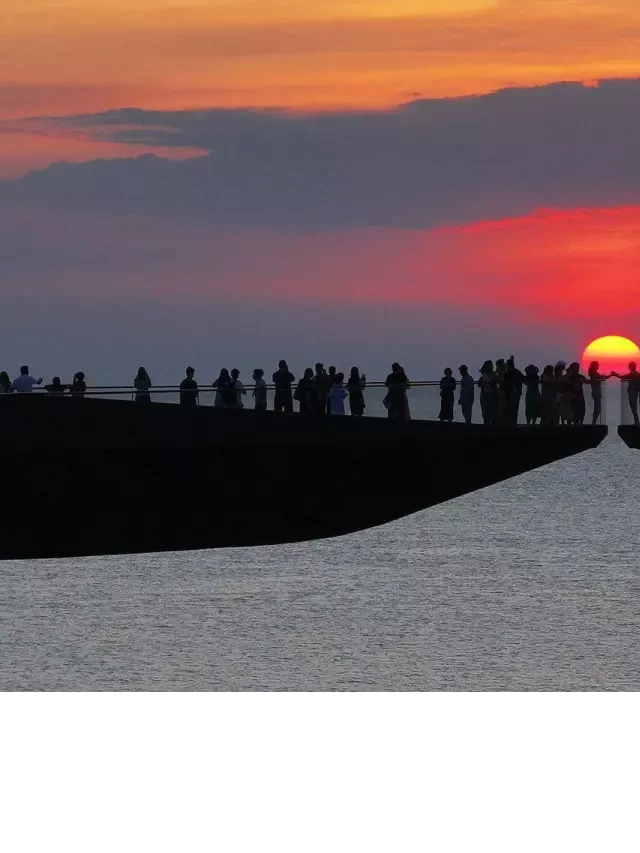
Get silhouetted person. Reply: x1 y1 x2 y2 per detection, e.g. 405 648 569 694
327 366 337 414
294 368 314 413
0 371 12 394
501 356 524 426
439 368 456 422
134 366 152 402
612 361 640 426
385 362 410 420
478 360 497 425
44 377 68 396
252 369 267 412
495 358 507 424
329 372 347 415
553 361 566 425
312 363 328 414
272 360 295 412
457 365 474 423
347 367 366 417
213 368 235 408
230 368 246 408
179 366 198 408
587 361 610 425
524 365 542 425
70 372 87 397
11 365 42 394
566 362 588 425
540 365 555 425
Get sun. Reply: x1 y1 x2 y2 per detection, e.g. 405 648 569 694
582 335 640 375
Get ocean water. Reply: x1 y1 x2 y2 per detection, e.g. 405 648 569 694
1 430 638 691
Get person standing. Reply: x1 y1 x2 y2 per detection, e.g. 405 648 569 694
294 368 314 413
347 367 366 417
312 363 328 414
478 360 497 425
385 362 410 420
329 373 348 415
501 356 525 426
213 368 234 408
0 371 12 394
252 369 268 412
11 365 43 393
134 367 152 402
612 362 640 426
457 365 474 424
230 368 246 408
539 365 555 425
179 366 198 408
272 360 295 413
523 365 542 425
438 368 456 422
326 366 337 414
587 361 610 425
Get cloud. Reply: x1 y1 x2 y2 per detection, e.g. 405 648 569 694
4 79 640 228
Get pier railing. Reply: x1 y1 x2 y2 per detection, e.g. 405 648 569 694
619 381 640 426
7 379 608 425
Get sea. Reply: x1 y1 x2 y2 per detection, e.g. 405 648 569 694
1 416 638 691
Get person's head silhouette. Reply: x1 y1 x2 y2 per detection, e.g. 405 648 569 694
278 360 288 370
630 361 637 372
186 366 195 378
20 365 28 376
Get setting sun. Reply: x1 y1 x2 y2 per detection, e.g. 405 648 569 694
582 335 640 375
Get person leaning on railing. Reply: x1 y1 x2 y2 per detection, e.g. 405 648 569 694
11 365 43 393
587 361 612 426
611 361 640 426
69 372 87 397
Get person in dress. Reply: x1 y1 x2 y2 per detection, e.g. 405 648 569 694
70 371 87 397
478 360 498 425
329 372 348 415
495 357 507 424
11 365 43 393
385 362 410 420
252 369 267 412
347 367 366 417
457 365 474 424
565 362 589 425
179 366 198 408
230 368 246 408
523 365 542 425
438 367 456 422
539 365 555 425
213 368 234 408
0 371 12 394
134 367 152 402
294 368 314 413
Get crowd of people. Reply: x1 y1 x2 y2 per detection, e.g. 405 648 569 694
3 358 640 425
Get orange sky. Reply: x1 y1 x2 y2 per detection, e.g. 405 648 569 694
3 0 640 116
3 0 640 174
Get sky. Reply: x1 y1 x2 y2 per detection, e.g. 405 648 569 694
2 0 640 382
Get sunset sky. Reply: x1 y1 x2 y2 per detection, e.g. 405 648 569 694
3 0 640 380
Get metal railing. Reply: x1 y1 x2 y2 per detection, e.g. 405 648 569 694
619 381 640 426
3 379 608 425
